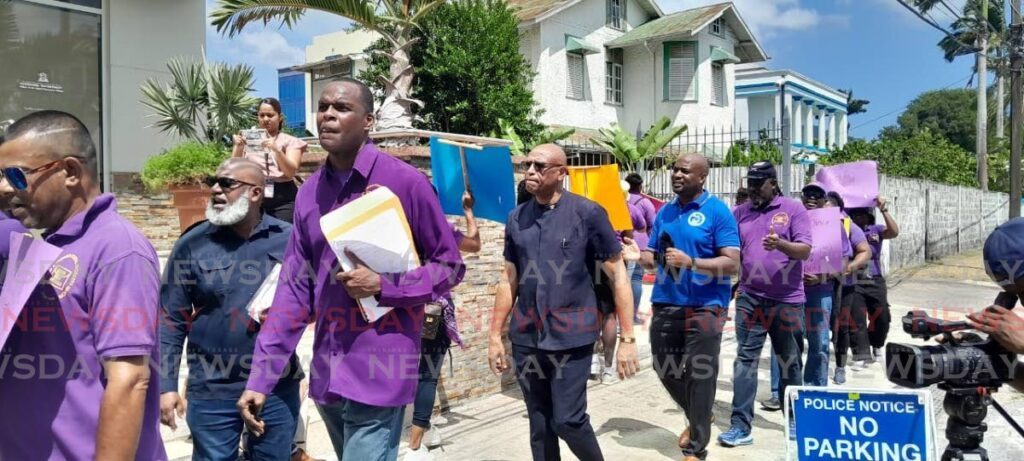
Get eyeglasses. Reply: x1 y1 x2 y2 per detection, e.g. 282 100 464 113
520 160 564 173
802 190 825 200
1 157 82 191
204 176 259 190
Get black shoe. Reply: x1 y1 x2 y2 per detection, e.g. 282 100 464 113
760 396 782 411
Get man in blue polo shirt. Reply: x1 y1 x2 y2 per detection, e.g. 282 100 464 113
641 153 740 461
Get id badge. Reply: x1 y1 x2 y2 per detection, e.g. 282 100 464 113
264 179 275 198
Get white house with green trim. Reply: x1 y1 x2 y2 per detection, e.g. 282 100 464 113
512 1 767 135
734 64 849 160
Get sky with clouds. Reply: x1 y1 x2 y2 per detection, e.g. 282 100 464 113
205 0 981 139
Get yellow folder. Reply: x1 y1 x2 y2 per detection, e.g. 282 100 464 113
319 186 421 323
567 164 632 231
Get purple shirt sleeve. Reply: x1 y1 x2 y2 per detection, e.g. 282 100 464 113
850 224 867 248
451 224 465 246
90 252 161 359
378 175 466 307
247 215 314 395
789 205 813 246
640 197 656 231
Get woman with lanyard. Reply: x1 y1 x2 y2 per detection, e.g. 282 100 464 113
849 197 900 363
232 97 308 222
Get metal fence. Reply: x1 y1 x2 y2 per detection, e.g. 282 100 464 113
556 122 801 202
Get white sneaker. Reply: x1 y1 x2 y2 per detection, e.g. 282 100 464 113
601 367 617 384
851 360 869 371
405 444 434 461
424 426 443 449
590 355 602 377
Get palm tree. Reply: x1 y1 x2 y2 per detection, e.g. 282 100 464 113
843 89 869 116
912 0 1005 190
210 0 445 132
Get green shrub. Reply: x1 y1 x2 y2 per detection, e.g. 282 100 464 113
140 141 228 192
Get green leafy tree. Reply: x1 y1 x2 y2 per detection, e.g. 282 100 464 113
590 117 686 172
211 0 445 132
723 137 783 167
140 57 259 143
884 88 979 152
359 0 541 138
823 129 978 187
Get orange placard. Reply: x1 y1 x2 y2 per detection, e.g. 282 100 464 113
567 164 631 231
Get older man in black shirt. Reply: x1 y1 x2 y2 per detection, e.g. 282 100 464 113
159 158 303 460
489 143 639 461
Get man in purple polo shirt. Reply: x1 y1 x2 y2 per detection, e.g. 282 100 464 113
236 79 465 461
719 161 811 448
0 110 166 460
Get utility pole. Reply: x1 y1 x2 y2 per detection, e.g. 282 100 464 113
998 74 1006 139
978 0 989 191
1012 0 1022 218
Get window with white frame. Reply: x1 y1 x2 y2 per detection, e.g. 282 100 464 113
665 42 696 101
711 62 725 106
605 49 623 105
567 53 585 100
711 17 724 37
607 0 625 30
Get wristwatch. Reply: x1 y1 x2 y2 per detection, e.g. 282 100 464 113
619 335 636 344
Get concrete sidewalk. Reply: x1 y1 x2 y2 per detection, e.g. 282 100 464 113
165 251 1024 460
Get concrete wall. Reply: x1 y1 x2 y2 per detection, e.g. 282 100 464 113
107 0 205 175
305 28 379 62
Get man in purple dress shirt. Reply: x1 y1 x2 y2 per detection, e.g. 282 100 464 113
236 79 465 461
719 161 811 448
0 111 166 460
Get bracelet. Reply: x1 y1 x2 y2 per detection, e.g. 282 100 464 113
690 258 698 271
618 335 636 344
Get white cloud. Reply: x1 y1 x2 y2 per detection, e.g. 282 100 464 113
662 0 849 37
237 29 307 67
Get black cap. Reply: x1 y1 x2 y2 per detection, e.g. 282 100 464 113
984 217 1024 283
746 160 777 180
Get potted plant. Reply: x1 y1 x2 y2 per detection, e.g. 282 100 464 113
139 57 258 230
141 141 229 232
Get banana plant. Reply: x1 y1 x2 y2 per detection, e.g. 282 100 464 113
496 119 575 156
590 116 686 172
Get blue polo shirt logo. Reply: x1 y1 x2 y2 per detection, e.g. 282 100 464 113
688 212 706 227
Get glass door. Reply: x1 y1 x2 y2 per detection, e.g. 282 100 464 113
0 0 101 165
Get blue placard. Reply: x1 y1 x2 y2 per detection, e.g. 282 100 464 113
429 136 516 223
789 388 933 461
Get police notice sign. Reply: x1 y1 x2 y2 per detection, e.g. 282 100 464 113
786 387 936 461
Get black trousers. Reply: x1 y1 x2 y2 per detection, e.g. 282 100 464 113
650 305 726 460
261 180 298 223
858 277 891 349
832 284 870 367
513 344 603 461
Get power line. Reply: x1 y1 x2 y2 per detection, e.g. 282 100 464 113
939 0 966 21
851 74 974 131
897 0 983 52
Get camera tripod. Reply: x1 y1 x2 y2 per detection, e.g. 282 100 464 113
939 385 1024 461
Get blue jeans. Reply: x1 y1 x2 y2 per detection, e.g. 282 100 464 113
186 391 300 461
628 262 643 320
771 288 833 394
317 397 405 461
412 332 451 429
730 292 804 433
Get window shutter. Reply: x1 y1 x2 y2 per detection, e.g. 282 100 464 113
567 53 584 99
712 63 724 106
667 43 695 101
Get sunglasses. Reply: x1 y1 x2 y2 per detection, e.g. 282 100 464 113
802 190 825 200
1 157 83 191
204 176 259 190
520 160 563 173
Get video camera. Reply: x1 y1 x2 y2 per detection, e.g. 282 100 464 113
885 310 1017 389
885 305 1020 461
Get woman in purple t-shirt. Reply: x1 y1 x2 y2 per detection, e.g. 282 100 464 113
849 197 900 362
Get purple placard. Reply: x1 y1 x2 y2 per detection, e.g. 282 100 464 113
0 232 63 349
806 207 843 275
815 160 879 208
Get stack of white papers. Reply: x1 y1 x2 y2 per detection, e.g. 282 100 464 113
320 187 420 323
